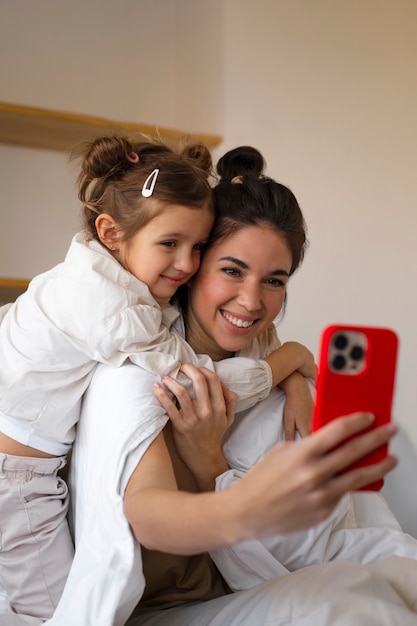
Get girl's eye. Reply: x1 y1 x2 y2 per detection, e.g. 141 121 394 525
161 241 176 248
193 242 205 251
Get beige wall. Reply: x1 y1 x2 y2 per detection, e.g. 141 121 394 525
216 0 417 450
1 1 416 457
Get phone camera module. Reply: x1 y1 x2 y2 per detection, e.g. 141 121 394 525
328 330 367 375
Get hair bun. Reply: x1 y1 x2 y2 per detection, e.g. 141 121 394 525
216 146 265 181
182 143 213 176
78 135 135 179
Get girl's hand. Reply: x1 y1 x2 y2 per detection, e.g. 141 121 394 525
153 364 236 490
280 372 314 440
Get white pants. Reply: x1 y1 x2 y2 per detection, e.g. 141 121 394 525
0 454 73 622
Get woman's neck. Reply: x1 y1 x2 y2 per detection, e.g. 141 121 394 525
185 305 233 362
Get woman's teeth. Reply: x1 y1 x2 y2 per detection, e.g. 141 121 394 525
222 311 255 328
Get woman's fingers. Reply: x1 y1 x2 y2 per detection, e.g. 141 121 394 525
178 364 229 421
297 415 397 501
316 422 397 493
309 412 377 455
152 381 182 421
180 364 224 401
330 453 398 495
154 364 233 434
312 414 397 466
240 417 398 536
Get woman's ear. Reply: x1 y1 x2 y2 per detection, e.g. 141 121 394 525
95 214 120 251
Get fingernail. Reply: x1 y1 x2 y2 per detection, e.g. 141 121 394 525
385 422 397 434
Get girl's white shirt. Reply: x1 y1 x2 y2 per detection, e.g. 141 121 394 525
0 232 272 455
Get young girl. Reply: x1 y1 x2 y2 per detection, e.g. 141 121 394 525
0 135 315 619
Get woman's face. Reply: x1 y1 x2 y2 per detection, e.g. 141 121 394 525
187 225 293 359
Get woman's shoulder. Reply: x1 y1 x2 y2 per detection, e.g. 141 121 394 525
81 363 168 447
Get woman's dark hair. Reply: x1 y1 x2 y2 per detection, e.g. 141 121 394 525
209 146 308 275
71 134 214 242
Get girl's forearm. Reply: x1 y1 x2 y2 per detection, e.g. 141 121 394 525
263 342 316 387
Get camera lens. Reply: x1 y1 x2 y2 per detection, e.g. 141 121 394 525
332 354 346 370
350 345 364 361
333 333 348 350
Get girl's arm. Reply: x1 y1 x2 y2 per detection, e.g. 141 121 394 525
262 341 317 387
212 341 317 414
124 413 397 555
108 306 316 414
279 372 314 440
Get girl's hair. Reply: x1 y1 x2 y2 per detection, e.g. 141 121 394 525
210 146 308 275
73 135 214 242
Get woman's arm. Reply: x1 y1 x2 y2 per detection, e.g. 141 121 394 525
124 412 397 555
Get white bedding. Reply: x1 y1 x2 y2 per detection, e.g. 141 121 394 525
128 557 417 626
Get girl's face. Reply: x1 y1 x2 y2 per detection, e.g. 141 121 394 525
116 203 214 304
187 225 293 359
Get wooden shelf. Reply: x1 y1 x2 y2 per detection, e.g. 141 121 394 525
0 277 30 304
0 102 223 153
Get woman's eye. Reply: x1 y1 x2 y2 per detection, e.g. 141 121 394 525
266 278 285 287
222 267 241 277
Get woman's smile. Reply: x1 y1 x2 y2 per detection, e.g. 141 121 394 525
187 225 292 358
220 309 258 330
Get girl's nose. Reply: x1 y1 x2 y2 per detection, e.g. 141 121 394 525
173 250 197 274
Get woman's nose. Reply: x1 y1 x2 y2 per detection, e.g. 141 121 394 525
237 282 262 311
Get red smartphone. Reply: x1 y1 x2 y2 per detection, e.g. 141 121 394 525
312 324 398 490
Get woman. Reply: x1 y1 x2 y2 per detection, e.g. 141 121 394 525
150 147 417 594
47 147 416 626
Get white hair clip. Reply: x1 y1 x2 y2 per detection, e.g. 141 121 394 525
142 168 159 197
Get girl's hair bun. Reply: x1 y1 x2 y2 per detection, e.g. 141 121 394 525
216 146 265 181
79 135 134 180
181 143 213 176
